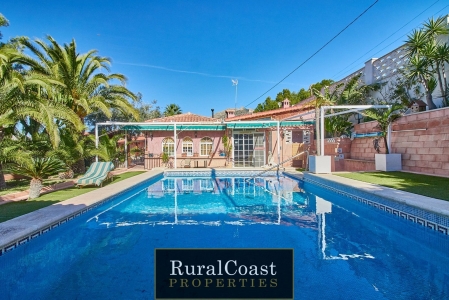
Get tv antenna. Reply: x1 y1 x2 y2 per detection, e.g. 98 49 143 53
232 79 238 110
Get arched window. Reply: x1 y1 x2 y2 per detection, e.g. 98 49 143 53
162 137 175 156
182 137 193 156
200 137 213 156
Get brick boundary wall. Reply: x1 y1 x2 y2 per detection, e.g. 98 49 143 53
350 107 449 176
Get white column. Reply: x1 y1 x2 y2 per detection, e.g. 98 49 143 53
95 124 98 162
124 130 128 169
174 123 177 169
277 121 280 165
174 179 178 224
231 130 234 167
320 107 325 156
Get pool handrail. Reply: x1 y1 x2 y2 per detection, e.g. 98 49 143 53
245 151 306 182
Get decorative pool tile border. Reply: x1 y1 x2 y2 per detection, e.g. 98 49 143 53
0 173 164 256
0 198 109 256
300 174 449 236
165 170 279 177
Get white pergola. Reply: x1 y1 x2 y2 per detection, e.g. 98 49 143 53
280 105 393 173
94 120 312 169
319 105 392 156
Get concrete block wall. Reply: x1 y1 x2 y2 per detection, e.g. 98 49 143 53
391 107 449 176
350 107 449 176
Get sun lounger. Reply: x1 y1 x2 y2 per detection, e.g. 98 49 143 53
76 162 114 187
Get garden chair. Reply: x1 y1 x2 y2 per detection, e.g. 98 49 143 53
181 158 192 168
76 161 115 188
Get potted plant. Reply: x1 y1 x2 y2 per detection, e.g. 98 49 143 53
362 103 404 171
161 152 170 167
222 135 233 166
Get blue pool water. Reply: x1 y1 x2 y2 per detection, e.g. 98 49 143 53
1 173 449 299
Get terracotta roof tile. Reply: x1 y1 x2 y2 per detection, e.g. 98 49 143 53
145 112 219 123
225 97 316 121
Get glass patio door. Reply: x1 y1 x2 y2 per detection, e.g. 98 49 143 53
233 132 265 167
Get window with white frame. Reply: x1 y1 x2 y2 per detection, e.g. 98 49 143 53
182 137 193 156
182 179 194 192
162 179 175 192
200 137 213 156
162 137 175 156
200 179 214 191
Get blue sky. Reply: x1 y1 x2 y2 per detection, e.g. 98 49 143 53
2 1 448 117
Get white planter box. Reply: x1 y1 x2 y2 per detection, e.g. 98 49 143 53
375 154 402 171
309 155 332 174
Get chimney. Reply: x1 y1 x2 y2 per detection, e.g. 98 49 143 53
283 98 291 108
211 109 214 118
225 109 236 119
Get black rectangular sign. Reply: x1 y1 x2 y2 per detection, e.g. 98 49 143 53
155 248 293 299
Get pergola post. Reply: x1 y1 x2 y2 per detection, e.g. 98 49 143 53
124 130 128 169
320 107 325 156
277 121 280 166
95 124 99 162
174 123 177 169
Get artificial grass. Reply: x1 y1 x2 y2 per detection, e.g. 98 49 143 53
0 171 145 223
335 171 449 201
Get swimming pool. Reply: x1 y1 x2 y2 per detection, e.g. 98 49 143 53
1 172 448 299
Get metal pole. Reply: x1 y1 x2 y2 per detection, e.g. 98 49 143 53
234 81 238 110
277 120 280 166
387 105 392 153
95 124 99 162
174 179 178 224
320 107 325 156
124 130 128 169
174 123 177 169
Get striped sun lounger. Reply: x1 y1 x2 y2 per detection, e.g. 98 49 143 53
76 162 115 187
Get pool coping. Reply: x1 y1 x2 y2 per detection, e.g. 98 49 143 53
0 170 163 254
300 173 449 217
284 172 449 235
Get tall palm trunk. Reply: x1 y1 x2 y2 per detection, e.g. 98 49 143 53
441 64 448 105
383 135 389 154
435 62 445 100
421 76 437 109
29 178 43 199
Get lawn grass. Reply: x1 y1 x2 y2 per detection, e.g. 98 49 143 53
0 171 145 223
0 179 66 196
335 171 449 201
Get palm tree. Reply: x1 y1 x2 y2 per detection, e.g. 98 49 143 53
325 115 353 138
362 104 404 154
18 36 139 123
17 36 139 172
91 133 123 162
405 16 449 109
310 85 341 155
339 74 381 105
435 43 449 104
6 154 66 199
406 55 437 109
164 104 182 116
0 41 83 188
